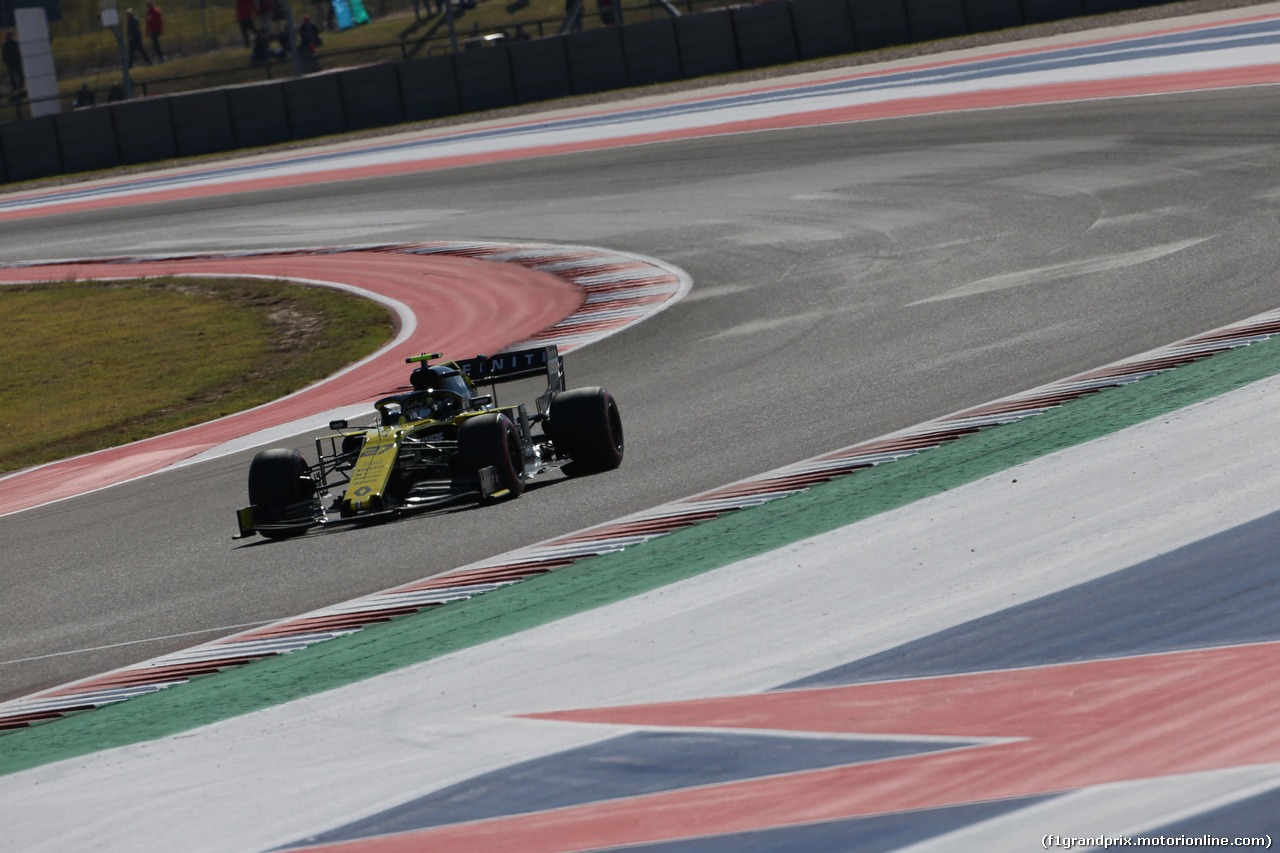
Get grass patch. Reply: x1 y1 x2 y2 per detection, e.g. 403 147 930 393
0 277 393 475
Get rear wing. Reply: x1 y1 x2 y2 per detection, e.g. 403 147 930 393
457 345 565 393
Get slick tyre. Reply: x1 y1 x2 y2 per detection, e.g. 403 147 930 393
247 448 315 538
458 413 525 499
548 387 624 477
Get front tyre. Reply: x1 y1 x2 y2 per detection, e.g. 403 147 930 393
549 387 624 477
458 413 525 499
247 448 316 538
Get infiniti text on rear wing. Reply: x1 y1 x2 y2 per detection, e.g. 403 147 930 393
457 345 565 393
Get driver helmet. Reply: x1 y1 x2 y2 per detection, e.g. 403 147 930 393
411 364 472 403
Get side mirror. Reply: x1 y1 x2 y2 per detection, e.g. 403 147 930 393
329 419 348 431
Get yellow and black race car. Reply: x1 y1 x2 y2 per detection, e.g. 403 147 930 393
234 345 623 539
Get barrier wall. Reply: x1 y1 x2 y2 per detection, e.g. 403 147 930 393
1 0 1178 183
852 0 913 49
285 74 347 140
55 107 120 174
622 18 683 86
171 90 235 157
732 2 799 69
904 0 969 42
566 27 629 95
0 114 60 181
962 0 1022 32
454 48 517 113
111 98 178 165
340 64 405 131
228 83 292 148
1024 0 1083 23
397 54 461 121
790 0 857 60
675 9 740 79
510 37 573 103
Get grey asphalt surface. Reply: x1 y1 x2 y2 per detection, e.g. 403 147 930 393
2 85 1279 703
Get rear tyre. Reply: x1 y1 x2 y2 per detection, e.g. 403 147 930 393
457 413 525 499
548 387 624 477
247 449 315 538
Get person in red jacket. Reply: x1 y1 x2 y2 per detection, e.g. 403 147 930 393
235 0 257 45
145 2 164 62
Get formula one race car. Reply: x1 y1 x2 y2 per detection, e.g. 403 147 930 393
234 345 623 539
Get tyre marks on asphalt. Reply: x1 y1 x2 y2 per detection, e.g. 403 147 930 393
3 302 1276 733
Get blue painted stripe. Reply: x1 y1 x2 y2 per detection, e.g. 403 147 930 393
783 507 1280 690
280 731 981 848
576 795 1060 853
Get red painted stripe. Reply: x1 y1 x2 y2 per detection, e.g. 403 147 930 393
286 643 1280 852
530 317 635 337
393 562 566 593
811 429 982 462
581 276 680 294
43 658 264 696
223 608 431 643
948 388 1103 418
0 707 96 730
543 512 725 545
1188 319 1280 342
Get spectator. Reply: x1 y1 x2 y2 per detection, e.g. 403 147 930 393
126 10 152 67
73 83 96 107
250 26 272 63
297 14 321 70
298 15 321 54
563 0 582 32
236 0 258 45
596 0 614 26
273 20 294 56
145 2 165 62
2 30 21 92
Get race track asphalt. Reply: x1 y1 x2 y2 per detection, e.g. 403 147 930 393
3 70 1280 706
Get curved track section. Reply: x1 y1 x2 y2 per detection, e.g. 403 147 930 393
3 303 1275 732
7 6 1280 848
0 242 688 518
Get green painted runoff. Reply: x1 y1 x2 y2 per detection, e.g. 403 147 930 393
4 333 1280 776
